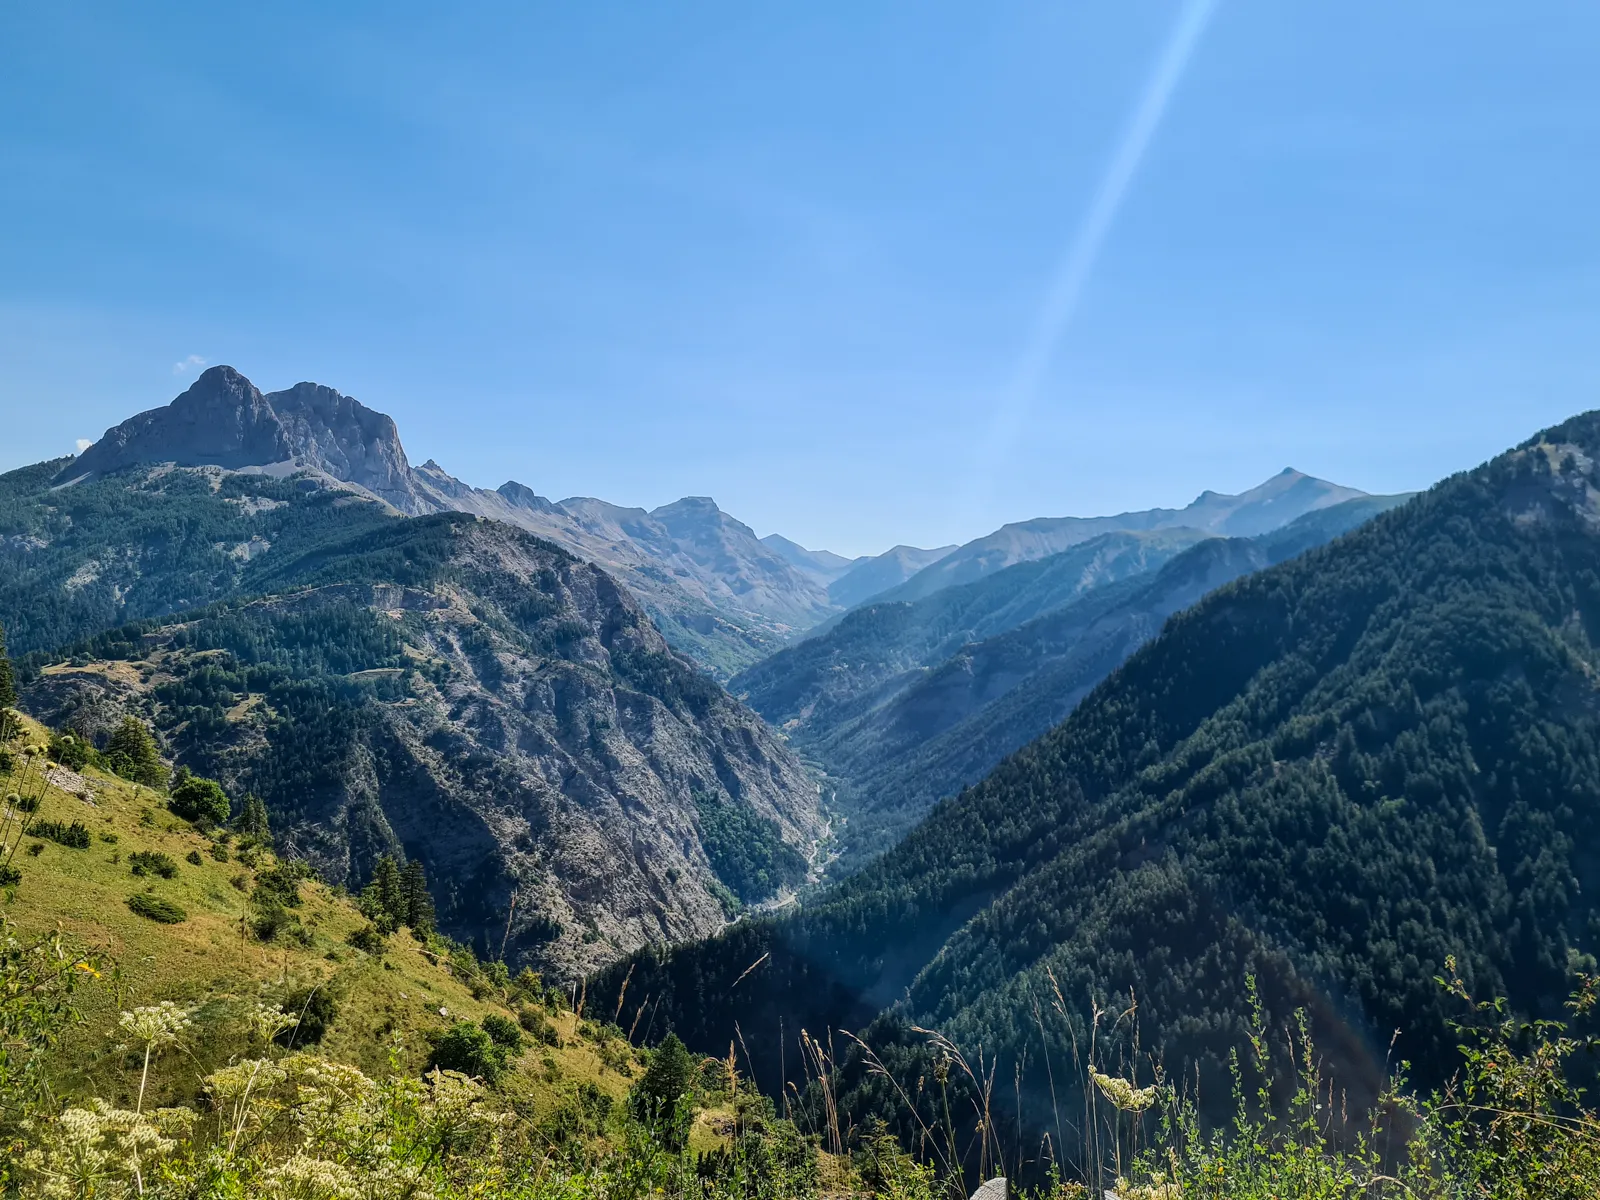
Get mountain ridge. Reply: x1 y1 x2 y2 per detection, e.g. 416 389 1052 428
592 409 1600 1141
872 467 1369 606
58 368 1374 680
18 512 823 976
812 493 1410 861
58 368 838 675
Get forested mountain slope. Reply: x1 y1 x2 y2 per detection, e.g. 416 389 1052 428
595 412 1600 1137
0 455 399 658
819 494 1408 859
16 514 821 977
733 528 1208 734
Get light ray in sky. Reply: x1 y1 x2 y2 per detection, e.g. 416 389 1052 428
966 0 1221 516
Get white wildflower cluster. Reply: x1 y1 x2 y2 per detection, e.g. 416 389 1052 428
260 1150 360 1199
284 1054 384 1154
118 1000 193 1048
1109 1177 1181 1200
206 1057 289 1103
1090 1069 1159 1113
250 1001 302 1043
20 1099 193 1199
18 990 519 1200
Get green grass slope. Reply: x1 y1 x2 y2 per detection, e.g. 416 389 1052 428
0 711 637 1115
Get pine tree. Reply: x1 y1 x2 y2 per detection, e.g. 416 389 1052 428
630 1031 696 1148
0 621 15 711
401 858 436 935
236 792 272 843
361 855 406 932
105 716 165 788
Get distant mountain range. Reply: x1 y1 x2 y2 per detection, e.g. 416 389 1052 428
809 495 1410 862
58 366 963 678
760 533 961 609
736 497 1409 863
596 408 1600 1153
872 468 1369 605
58 367 1379 679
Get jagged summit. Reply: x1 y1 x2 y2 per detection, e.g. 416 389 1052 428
61 365 429 513
50 369 845 673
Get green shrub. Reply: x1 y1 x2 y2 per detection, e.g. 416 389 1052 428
254 859 313 908
47 733 91 771
26 842 42 856
250 900 305 944
346 925 387 954
0 864 20 887
428 1022 506 1083
184 849 203 866
209 842 229 862
275 984 339 1047
126 893 186 923
510 967 543 1002
166 767 230 826
128 850 178 878
31 819 90 849
481 1013 524 1054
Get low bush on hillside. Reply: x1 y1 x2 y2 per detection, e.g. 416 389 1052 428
275 983 339 1048
128 849 178 878
125 892 187 923
346 923 387 953
480 1012 524 1055
428 1021 509 1084
29 818 90 849
517 1006 562 1046
46 733 92 771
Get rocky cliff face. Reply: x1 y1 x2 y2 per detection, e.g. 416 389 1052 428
22 516 823 977
63 366 433 514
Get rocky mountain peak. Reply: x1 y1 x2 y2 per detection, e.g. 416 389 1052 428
67 366 290 478
60 366 433 514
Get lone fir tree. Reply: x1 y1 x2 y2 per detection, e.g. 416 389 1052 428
361 853 437 936
235 792 272 843
402 858 436 934
105 716 165 788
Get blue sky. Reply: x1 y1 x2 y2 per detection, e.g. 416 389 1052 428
3 2 1598 556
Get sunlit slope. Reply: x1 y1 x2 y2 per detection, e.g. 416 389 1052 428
0 714 636 1111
